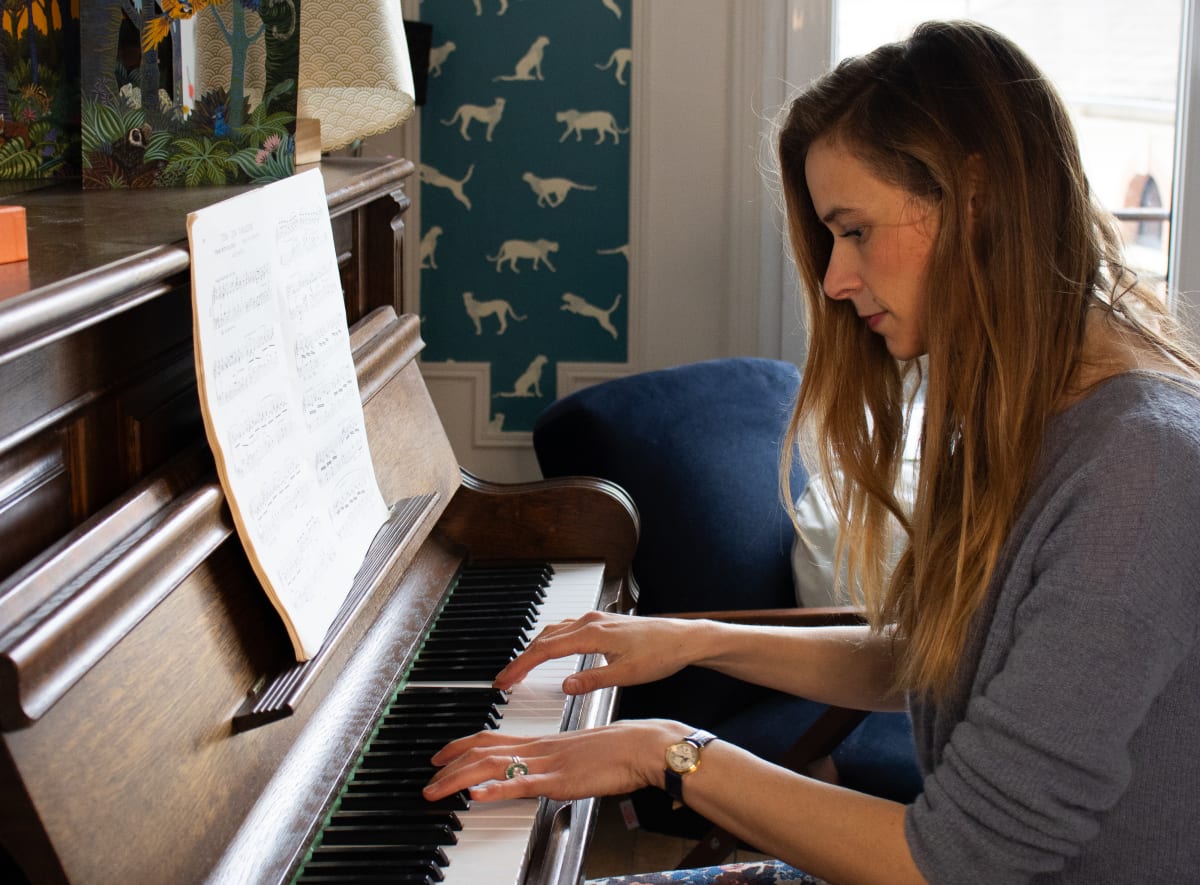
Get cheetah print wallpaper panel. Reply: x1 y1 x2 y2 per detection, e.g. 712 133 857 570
417 0 632 434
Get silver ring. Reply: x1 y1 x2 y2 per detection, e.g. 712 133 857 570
505 755 529 779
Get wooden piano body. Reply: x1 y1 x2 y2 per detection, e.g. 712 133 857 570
0 163 638 883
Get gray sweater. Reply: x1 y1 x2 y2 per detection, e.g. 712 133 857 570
904 372 1200 883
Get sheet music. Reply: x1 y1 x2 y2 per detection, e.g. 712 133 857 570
188 169 388 660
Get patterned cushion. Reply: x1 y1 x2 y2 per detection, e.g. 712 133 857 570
587 859 825 884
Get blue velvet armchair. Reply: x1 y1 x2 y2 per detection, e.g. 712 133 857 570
532 358 922 864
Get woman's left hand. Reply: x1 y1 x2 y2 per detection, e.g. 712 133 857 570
423 719 685 803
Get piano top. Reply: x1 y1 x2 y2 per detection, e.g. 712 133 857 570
0 158 415 304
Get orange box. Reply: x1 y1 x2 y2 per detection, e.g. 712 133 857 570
1 205 29 264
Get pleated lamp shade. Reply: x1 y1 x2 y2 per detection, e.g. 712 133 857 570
298 1 416 152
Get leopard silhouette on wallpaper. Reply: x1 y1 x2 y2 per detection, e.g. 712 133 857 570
494 354 549 399
442 98 506 142
595 48 632 85
486 239 559 273
428 41 456 77
420 226 444 269
521 172 597 208
473 0 510 15
596 243 630 261
463 291 527 335
495 36 550 81
419 164 474 210
556 109 629 144
561 292 622 339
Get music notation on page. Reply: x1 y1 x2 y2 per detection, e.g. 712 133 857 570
188 169 388 661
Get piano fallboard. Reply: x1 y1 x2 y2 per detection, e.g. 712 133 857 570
0 308 639 884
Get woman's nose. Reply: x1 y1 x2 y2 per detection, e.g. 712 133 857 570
823 245 857 300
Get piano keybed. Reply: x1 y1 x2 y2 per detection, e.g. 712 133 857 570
295 561 606 885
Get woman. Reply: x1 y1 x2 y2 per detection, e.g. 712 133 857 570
425 20 1200 883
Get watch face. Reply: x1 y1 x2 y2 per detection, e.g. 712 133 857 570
666 741 701 773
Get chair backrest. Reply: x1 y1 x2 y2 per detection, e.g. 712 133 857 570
534 357 806 615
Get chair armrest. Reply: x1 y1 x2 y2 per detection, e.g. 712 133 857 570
657 605 865 627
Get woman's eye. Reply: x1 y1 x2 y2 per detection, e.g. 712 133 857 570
840 229 863 239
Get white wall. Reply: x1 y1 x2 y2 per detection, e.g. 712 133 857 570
366 0 795 482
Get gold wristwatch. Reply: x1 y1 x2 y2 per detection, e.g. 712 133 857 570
664 729 717 807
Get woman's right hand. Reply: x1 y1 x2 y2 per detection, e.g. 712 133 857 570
494 610 703 694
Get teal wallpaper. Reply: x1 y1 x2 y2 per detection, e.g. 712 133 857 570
417 0 632 434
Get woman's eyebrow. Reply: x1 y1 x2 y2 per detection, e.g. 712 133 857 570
821 206 857 226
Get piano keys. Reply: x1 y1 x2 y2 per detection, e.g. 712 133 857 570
0 165 639 884
295 561 612 885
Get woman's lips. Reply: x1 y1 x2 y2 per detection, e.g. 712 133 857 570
865 312 885 330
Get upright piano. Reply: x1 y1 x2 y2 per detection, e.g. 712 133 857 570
0 160 639 883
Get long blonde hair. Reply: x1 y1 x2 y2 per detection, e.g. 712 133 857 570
779 20 1200 698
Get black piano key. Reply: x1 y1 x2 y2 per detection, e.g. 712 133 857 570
434 600 538 613
302 866 444 885
362 738 475 753
382 696 505 715
328 815 458 839
346 779 454 795
448 589 545 606
329 809 463 831
322 821 456 841
406 664 511 681
435 598 538 612
454 565 551 583
456 566 548 578
348 791 468 810
386 688 507 706
310 849 441 881
405 649 519 666
377 712 502 731
417 617 533 635
373 719 498 737
337 791 470 812
448 582 545 597
311 846 450 863
349 760 437 777
415 636 523 654
352 766 436 780
304 861 447 882
320 826 451 848
411 647 524 668
426 615 535 632
298 868 439 882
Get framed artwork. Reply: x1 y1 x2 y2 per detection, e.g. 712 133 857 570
0 0 81 181
80 1 299 188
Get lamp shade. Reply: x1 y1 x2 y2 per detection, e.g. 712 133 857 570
298 1 416 152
